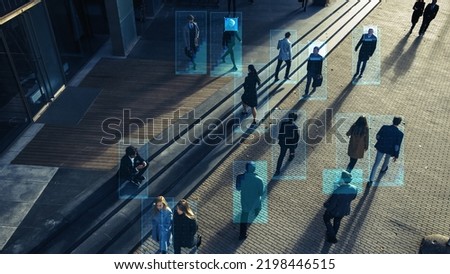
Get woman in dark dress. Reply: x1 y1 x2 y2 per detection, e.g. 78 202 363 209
173 199 200 254
241 64 261 124
410 0 425 34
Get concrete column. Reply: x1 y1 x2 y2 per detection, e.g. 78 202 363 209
105 0 137 56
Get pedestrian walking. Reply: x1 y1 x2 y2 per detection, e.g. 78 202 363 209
241 64 261 124
221 29 241 71
353 28 377 79
183 14 200 70
274 112 300 176
236 162 264 240
419 0 439 36
409 0 425 34
274 32 292 81
173 199 201 254
118 145 148 186
323 170 358 244
151 196 173 254
345 116 369 172
304 46 323 97
368 117 404 185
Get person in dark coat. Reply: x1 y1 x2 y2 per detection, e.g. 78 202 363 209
221 30 241 71
410 0 425 34
368 117 404 185
183 15 200 70
353 28 377 79
345 116 369 172
419 0 439 36
236 162 264 240
274 112 300 176
173 199 201 254
118 145 148 186
241 64 261 123
304 46 323 97
323 170 358 243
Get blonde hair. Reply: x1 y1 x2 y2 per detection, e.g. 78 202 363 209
151 196 169 216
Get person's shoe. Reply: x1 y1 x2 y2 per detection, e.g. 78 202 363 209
231 66 238 71
155 249 161 254
288 154 295 161
284 77 291 80
353 73 358 79
239 233 248 240
380 166 389 173
326 236 338 244
161 251 167 254
367 181 373 187
358 74 363 78
274 77 279 82
252 119 257 124
274 170 281 177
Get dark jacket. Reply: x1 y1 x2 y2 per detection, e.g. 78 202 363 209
278 120 300 147
411 1 425 24
355 34 377 61
236 168 264 212
222 31 241 47
118 154 146 181
423 3 439 21
307 53 323 75
374 125 404 158
173 213 198 248
324 183 358 218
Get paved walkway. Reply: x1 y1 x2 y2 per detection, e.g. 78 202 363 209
136 0 450 254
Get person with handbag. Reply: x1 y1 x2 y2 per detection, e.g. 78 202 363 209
304 46 323 98
173 199 201 254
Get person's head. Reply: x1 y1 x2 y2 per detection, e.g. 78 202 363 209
153 196 169 212
340 170 352 184
246 161 256 173
125 146 137 158
368 28 374 35
248 64 257 75
432 0 437 4
313 46 319 54
187 14 194 22
176 199 195 219
288 112 298 122
393 116 402 126
351 116 368 136
285 32 291 38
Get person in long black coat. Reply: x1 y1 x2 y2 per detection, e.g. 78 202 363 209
173 199 200 254
304 46 323 97
353 28 377 79
419 0 439 36
410 0 425 34
274 112 300 176
241 64 261 124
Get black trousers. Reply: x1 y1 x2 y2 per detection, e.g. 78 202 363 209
323 210 343 239
240 208 261 237
419 19 432 34
228 0 236 15
346 157 358 171
355 58 368 76
275 59 291 79
276 145 295 172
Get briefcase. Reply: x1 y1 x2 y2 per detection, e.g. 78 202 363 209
312 74 323 88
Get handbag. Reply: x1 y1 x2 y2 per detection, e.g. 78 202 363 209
312 74 323 87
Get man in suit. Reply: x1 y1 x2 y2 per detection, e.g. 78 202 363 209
323 170 358 243
368 117 404 185
183 15 200 70
118 146 148 186
419 0 439 36
354 28 377 79
274 112 300 176
304 46 323 97
236 162 264 240
274 32 292 81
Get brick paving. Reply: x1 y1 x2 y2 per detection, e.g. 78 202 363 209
137 0 450 253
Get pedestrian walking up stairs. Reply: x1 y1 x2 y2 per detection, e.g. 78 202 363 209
2 0 380 254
